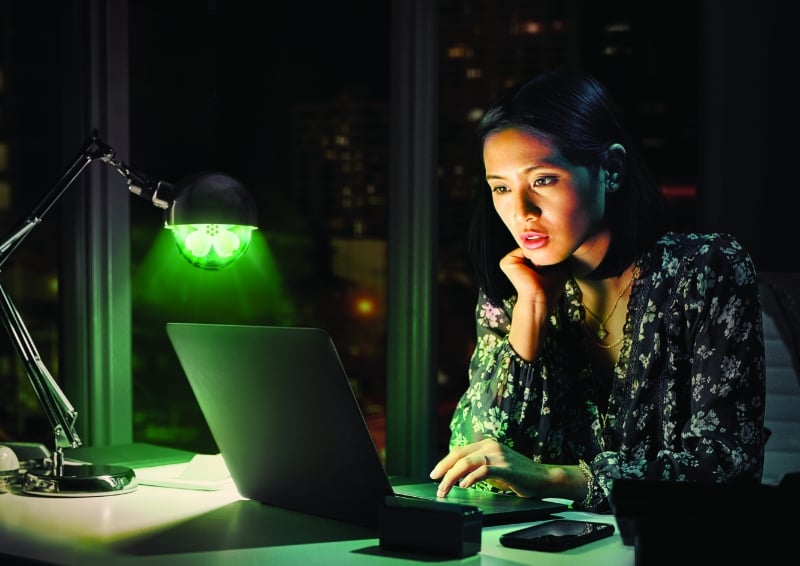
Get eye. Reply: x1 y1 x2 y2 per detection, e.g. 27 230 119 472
490 184 510 194
532 175 557 187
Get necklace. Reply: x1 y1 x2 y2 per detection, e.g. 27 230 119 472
581 266 637 347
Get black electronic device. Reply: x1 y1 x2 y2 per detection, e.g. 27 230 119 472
166 323 568 528
499 519 614 552
379 496 482 558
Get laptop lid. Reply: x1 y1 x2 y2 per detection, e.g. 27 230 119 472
165 323 567 528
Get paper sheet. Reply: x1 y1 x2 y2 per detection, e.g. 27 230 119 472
134 453 233 490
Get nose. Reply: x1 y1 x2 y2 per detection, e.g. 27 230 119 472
513 189 540 222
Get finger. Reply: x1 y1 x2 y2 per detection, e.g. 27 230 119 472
429 445 471 479
500 247 529 266
435 453 489 497
457 454 492 490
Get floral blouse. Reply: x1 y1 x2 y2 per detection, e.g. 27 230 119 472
448 232 767 512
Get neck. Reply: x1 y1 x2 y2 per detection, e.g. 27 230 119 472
568 225 613 279
577 261 638 354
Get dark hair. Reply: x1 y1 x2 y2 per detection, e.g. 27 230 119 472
468 68 668 304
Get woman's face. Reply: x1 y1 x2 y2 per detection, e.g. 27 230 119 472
483 128 609 270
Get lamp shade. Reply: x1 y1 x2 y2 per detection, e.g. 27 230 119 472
164 173 258 270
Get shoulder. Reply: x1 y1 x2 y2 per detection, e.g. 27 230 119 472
648 232 757 290
655 231 745 257
655 232 753 269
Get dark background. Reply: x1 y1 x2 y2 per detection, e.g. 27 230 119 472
0 0 798 456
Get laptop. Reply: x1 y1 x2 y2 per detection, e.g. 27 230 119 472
165 322 568 528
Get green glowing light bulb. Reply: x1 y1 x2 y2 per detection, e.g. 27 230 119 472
167 223 256 270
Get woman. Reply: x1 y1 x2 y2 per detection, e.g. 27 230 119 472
429 68 766 512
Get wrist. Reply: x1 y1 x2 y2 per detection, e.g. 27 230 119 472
541 462 591 502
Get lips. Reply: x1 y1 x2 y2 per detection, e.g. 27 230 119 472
519 231 548 250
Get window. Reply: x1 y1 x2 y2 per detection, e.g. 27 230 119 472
0 2 67 446
128 2 393 457
434 0 699 462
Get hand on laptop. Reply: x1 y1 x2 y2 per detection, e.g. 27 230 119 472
430 438 531 497
429 438 585 502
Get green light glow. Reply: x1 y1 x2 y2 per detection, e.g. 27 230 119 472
166 224 256 270
132 229 295 323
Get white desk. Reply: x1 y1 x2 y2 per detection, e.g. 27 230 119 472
0 461 635 565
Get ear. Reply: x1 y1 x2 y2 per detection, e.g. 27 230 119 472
602 143 627 193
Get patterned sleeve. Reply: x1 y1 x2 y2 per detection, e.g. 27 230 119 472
670 235 765 479
447 291 549 456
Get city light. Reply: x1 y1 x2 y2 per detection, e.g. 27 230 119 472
355 295 376 317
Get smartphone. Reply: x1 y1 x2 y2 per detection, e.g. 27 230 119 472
499 519 615 552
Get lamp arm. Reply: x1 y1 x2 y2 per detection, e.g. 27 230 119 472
0 282 79 454
0 137 99 270
0 130 174 469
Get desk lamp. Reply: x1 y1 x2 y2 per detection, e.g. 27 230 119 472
0 131 257 496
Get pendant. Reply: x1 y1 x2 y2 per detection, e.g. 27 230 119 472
597 327 608 340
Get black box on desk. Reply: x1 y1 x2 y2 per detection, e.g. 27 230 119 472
379 495 482 558
610 477 799 565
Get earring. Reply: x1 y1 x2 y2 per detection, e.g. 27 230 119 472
606 172 620 193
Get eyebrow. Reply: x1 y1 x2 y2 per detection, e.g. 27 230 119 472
485 164 545 181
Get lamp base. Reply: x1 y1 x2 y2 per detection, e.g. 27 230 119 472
23 463 137 497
